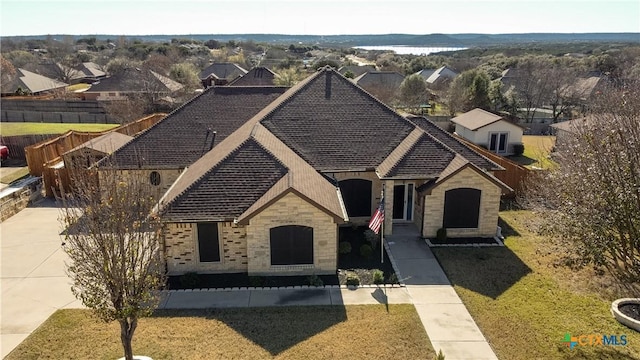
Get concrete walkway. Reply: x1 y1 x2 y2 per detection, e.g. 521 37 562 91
1 198 82 359
1 201 497 359
386 224 498 360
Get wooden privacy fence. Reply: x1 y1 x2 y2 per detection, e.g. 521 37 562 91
24 113 166 197
454 135 530 196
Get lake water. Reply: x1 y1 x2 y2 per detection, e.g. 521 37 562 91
353 45 467 55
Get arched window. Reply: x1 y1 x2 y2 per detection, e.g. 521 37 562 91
270 225 313 265
338 179 372 217
149 171 161 186
443 188 481 228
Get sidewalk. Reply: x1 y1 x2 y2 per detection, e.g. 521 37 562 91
159 286 412 309
386 224 498 360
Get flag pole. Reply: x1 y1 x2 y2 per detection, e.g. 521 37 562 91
381 183 385 264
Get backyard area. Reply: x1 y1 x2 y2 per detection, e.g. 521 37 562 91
509 135 556 169
433 210 640 359
6 305 433 360
0 122 119 136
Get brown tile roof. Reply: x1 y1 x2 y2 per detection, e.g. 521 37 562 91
261 68 415 171
228 67 279 86
108 86 288 169
408 115 501 171
199 63 247 80
160 119 348 223
85 68 183 93
64 131 133 156
383 133 457 179
1 68 68 94
353 71 405 89
450 108 504 131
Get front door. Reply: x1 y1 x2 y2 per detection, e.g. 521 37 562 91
392 183 414 221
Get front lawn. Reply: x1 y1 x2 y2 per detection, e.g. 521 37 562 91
6 305 434 360
433 210 640 360
0 122 119 136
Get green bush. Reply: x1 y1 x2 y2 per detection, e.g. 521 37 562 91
387 273 399 284
248 276 265 287
513 143 525 156
372 269 384 284
435 349 446 360
364 229 379 249
339 241 352 255
360 244 373 259
179 272 200 288
346 273 360 286
436 228 447 242
306 274 324 287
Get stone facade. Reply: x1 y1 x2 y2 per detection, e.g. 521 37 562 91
164 222 248 275
246 192 338 275
163 191 338 276
421 167 501 238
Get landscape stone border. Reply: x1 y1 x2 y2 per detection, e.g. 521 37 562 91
164 283 405 293
424 236 504 248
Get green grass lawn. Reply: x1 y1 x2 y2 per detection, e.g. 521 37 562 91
0 122 119 136
6 305 433 360
433 210 640 360
0 167 29 184
509 135 557 169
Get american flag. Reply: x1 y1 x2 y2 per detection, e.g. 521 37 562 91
368 197 385 234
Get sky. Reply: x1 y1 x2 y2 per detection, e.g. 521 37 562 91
1 0 639 36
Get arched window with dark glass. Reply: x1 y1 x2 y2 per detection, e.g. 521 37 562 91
270 225 313 265
149 171 161 186
338 179 372 217
443 188 481 228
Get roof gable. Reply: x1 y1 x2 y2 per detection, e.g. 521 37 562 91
228 67 279 86
408 115 501 171
1 68 68 94
163 138 288 221
199 63 247 80
260 68 415 171
353 71 404 88
86 68 183 93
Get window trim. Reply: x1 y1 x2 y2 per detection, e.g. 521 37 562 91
488 132 509 153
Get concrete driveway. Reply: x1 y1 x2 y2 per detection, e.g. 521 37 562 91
1 198 82 358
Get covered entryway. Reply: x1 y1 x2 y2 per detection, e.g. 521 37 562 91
392 183 414 222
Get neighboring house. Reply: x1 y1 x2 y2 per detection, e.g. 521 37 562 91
424 66 458 88
199 63 247 88
82 68 184 101
415 68 436 81
564 75 606 105
63 131 133 169
451 108 524 155
107 67 509 277
550 116 594 147
35 61 108 84
228 67 279 86
353 71 405 104
1 68 68 95
338 65 376 78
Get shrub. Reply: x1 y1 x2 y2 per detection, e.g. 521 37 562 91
306 274 324 287
360 244 373 259
339 241 352 255
372 269 384 284
179 272 200 289
346 273 360 286
436 228 447 242
513 143 525 156
248 276 265 287
364 229 379 249
387 273 399 284
435 349 446 360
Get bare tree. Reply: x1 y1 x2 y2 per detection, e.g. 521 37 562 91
523 82 640 296
59 159 166 360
